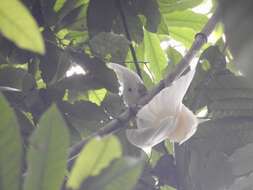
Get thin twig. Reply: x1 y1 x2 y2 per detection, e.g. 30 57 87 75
68 7 221 166
116 0 143 79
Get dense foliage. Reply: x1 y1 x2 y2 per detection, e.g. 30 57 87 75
1 0 253 190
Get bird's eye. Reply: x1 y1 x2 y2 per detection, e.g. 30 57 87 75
128 87 132 92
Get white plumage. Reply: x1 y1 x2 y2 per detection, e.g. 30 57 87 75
107 62 198 151
107 63 146 106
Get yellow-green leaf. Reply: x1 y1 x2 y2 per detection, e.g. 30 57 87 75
0 0 45 54
163 10 208 32
169 27 195 48
86 157 144 190
23 105 69 190
88 88 107 106
0 94 22 190
144 30 167 82
67 135 122 189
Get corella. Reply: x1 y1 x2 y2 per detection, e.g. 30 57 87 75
107 62 198 152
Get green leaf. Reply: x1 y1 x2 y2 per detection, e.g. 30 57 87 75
0 67 36 92
85 157 144 190
142 69 156 88
87 0 144 43
0 0 45 54
163 10 208 32
0 94 22 190
168 27 196 47
158 16 170 35
165 140 174 154
64 30 89 44
68 53 119 93
58 100 107 136
54 0 66 12
15 110 34 146
89 32 129 62
167 47 183 66
149 149 163 168
50 50 72 84
23 105 69 190
87 0 117 37
158 0 203 13
67 135 122 189
39 30 61 84
88 88 107 106
144 30 167 82
135 0 161 32
57 4 87 31
39 0 58 26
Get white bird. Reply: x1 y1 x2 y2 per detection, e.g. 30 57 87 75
107 62 198 152
107 63 146 106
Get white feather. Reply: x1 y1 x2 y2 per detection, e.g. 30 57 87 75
107 63 146 106
126 116 177 149
126 65 198 150
168 104 198 144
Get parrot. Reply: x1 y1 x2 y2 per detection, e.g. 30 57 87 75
107 62 198 152
107 63 147 106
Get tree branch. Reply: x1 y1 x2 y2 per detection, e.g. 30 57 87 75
68 7 221 165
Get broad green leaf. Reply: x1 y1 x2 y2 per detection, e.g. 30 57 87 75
0 94 22 190
89 32 129 62
57 4 86 31
149 149 163 168
163 11 208 32
39 30 61 84
59 101 106 122
125 47 155 87
142 70 155 88
58 100 107 136
87 0 144 43
88 88 107 106
54 0 66 12
158 16 170 35
135 41 146 63
167 47 183 66
144 30 167 82
135 0 161 32
0 67 36 92
67 54 119 93
86 157 144 190
64 30 89 44
23 105 69 190
0 0 45 54
67 135 122 189
15 110 34 147
168 27 196 47
158 0 203 13
165 139 174 154
39 0 58 26
50 51 72 84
